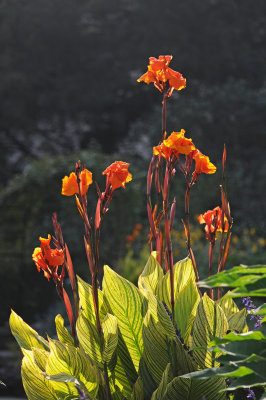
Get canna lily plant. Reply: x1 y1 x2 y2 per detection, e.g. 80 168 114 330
9 55 262 400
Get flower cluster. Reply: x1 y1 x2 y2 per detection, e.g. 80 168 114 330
102 161 132 191
62 168 93 197
153 129 216 179
137 55 186 97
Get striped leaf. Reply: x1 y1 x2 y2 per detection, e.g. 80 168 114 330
227 308 248 333
151 363 172 400
174 278 200 344
32 348 49 371
155 258 195 308
138 251 163 295
9 310 49 353
55 314 74 346
142 292 197 386
46 339 98 398
131 377 144 400
216 294 239 318
21 350 58 400
103 265 147 372
192 293 229 368
77 275 109 323
76 311 102 368
163 376 226 400
102 313 118 367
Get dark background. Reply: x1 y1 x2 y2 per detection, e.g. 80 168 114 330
0 0 266 396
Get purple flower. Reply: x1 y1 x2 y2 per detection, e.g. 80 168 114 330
242 297 262 329
246 388 256 399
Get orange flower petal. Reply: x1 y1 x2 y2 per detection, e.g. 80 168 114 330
103 161 132 191
164 130 196 155
193 150 216 175
61 172 79 196
80 169 93 196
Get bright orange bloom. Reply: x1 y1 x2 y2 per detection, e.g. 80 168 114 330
62 169 92 196
32 234 65 279
102 161 132 191
198 206 229 241
153 142 174 161
164 130 196 155
193 150 216 175
153 130 195 160
137 55 186 96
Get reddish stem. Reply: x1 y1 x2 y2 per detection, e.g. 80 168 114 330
208 242 214 299
185 185 199 281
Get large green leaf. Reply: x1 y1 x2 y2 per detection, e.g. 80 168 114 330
138 251 163 295
9 310 49 353
55 314 75 346
103 265 147 372
227 308 248 333
155 258 195 308
102 313 118 367
21 350 58 400
76 311 102 368
192 293 229 368
77 275 109 324
142 291 197 386
216 294 239 318
131 377 144 400
174 278 200 344
164 376 226 400
151 363 172 400
45 339 99 398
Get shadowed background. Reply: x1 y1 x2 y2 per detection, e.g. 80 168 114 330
0 0 266 396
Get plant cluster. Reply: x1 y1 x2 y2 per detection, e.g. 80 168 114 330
9 56 265 400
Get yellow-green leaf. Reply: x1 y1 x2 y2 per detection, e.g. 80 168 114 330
76 311 102 368
228 308 248 333
46 339 98 397
77 275 109 324
138 251 163 296
155 258 195 308
55 314 74 346
192 293 229 368
21 350 57 400
151 363 172 400
174 278 200 344
9 310 49 353
103 265 147 372
102 313 118 366
217 294 239 318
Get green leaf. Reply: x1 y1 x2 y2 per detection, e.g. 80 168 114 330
155 258 195 308
32 348 49 371
102 313 118 367
210 330 266 346
142 291 197 385
151 363 172 400
227 308 248 333
76 311 102 368
216 294 239 318
103 265 147 372
46 339 99 398
77 275 109 323
21 350 58 400
9 310 49 353
138 251 163 295
192 293 229 368
55 314 75 346
131 377 144 400
164 376 226 400
174 278 200 343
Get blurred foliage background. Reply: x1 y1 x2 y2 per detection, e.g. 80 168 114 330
0 0 266 395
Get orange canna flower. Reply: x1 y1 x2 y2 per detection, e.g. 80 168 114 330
137 55 186 97
193 150 216 175
198 206 228 241
62 169 92 197
32 234 65 279
102 161 132 191
153 142 174 161
164 130 196 155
